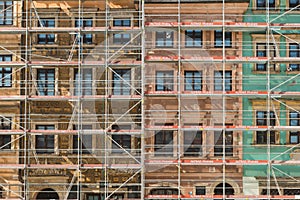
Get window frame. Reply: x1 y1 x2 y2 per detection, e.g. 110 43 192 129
289 111 300 144
155 70 174 91
185 30 202 48
36 68 55 96
74 68 93 96
184 71 202 91
256 0 276 9
111 124 132 153
155 31 174 48
75 18 93 44
255 111 276 144
112 18 131 45
72 124 93 154
113 19 131 27
214 30 232 48
0 116 12 151
214 70 232 91
111 134 131 153
154 129 173 157
195 186 206 195
0 1 13 25
183 130 202 157
0 117 11 150
112 68 131 95
284 189 300 195
0 55 12 87
289 0 300 9
35 125 55 154
214 130 233 157
256 43 276 71
289 43 300 71
37 18 55 44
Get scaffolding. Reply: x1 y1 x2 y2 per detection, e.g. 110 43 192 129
0 0 299 199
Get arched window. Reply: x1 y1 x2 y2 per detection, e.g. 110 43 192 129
36 188 59 200
214 183 234 200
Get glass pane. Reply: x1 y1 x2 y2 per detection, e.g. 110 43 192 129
257 0 265 7
290 134 298 143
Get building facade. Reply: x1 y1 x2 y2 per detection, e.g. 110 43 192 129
0 0 299 199
242 0 300 197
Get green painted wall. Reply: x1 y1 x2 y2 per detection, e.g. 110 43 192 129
242 0 300 177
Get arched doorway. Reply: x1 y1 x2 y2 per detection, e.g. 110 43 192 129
36 188 59 200
214 183 234 200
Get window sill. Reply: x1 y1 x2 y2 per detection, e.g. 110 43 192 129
0 24 14 27
286 70 300 74
252 70 280 74
33 44 59 47
35 152 56 155
0 150 14 153
252 8 281 13
284 8 300 12
184 46 203 49
211 155 236 158
80 43 96 47
183 155 204 158
70 152 94 155
0 86 13 88
251 143 280 147
284 143 300 147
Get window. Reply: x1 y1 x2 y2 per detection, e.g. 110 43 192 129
184 130 202 157
214 30 232 48
113 19 131 45
113 19 131 27
155 130 173 157
74 68 92 95
150 188 178 195
0 117 11 129
86 194 123 200
35 125 55 154
73 125 92 154
184 71 202 91
257 111 276 126
289 43 300 71
127 186 141 198
257 0 275 9
112 69 131 95
0 1 13 25
112 135 131 153
113 33 131 45
196 186 206 195
256 43 276 71
214 131 233 156
0 55 12 87
289 112 300 144
256 111 276 144
185 30 202 47
38 19 55 44
214 71 232 91
289 0 300 8
284 189 300 195
156 71 174 91
261 189 279 195
75 18 93 44
111 124 131 153
0 117 11 149
156 31 174 48
86 194 101 200
37 69 55 96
